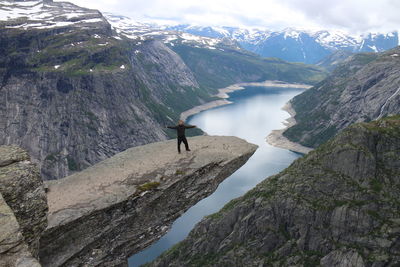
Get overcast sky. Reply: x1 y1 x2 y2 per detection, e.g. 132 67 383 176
65 0 400 33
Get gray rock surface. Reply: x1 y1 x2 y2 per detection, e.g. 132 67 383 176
0 145 47 266
284 48 400 147
150 117 400 267
38 135 257 266
0 146 48 258
0 194 41 267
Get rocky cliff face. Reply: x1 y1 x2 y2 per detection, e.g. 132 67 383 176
0 0 324 180
150 116 400 267
0 0 209 180
283 47 400 147
0 194 41 267
0 145 48 266
38 136 257 266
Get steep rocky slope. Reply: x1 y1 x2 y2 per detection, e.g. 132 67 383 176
283 47 400 148
0 0 324 180
0 0 202 180
169 44 325 90
316 50 354 71
150 116 400 267
0 145 48 266
39 136 257 266
0 194 41 267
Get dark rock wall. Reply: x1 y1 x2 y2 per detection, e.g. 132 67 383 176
0 145 48 265
151 117 400 267
0 20 203 180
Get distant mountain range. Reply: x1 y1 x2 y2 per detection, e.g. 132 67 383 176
102 13 399 64
104 13 242 51
164 25 399 64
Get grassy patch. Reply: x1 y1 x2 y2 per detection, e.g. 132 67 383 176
67 156 78 171
137 181 161 192
369 178 383 192
175 169 186 175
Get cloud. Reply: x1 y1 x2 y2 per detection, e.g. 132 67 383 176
63 0 400 32
281 0 400 33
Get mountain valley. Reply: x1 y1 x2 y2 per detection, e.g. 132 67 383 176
0 0 323 180
0 1 399 267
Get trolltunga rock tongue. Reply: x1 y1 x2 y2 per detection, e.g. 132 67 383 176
39 135 257 266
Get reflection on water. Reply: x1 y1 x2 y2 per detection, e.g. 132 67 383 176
129 86 304 267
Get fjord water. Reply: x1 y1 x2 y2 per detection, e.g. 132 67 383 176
129 86 304 266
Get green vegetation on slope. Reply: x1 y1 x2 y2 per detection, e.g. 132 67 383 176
171 44 327 91
28 32 131 75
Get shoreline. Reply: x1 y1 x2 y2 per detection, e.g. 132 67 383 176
180 84 245 121
180 80 311 121
179 79 314 154
266 101 314 154
180 99 233 122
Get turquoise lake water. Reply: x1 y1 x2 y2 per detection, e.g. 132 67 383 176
129 86 305 266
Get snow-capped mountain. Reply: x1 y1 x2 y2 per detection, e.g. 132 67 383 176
104 13 242 51
0 0 108 30
165 25 399 64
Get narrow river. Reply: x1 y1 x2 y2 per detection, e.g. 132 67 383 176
129 85 305 266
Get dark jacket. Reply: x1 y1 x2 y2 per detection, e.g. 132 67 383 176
167 124 195 137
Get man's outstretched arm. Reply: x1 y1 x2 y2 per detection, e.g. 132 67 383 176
185 125 196 128
166 126 178 129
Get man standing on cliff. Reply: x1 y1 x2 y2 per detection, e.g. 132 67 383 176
167 120 196 153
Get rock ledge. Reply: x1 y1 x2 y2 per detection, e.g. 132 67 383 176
39 136 257 266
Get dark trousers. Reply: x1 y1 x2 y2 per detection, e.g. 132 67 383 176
177 136 189 153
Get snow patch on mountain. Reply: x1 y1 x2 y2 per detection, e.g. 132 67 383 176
368 45 378 52
283 29 301 40
162 24 399 63
104 13 238 51
0 0 105 30
2 1 397 64
313 30 361 48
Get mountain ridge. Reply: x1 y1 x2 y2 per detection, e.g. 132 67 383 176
283 46 400 148
164 24 399 64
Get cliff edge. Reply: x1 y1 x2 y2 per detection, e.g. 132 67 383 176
38 136 257 266
150 116 400 267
